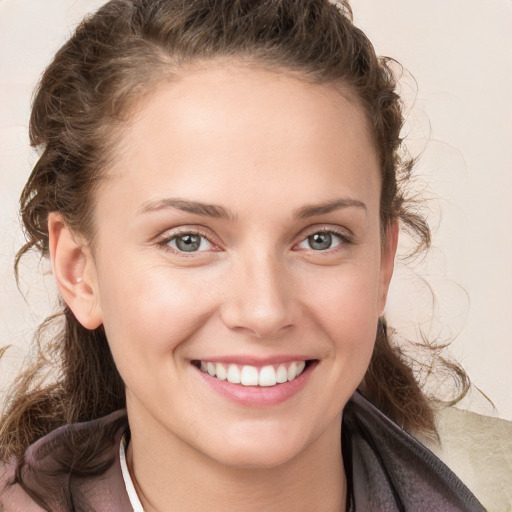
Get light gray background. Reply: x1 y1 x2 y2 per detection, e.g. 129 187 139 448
1 0 511 419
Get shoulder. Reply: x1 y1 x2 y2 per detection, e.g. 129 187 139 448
423 406 512 512
0 458 45 512
0 410 131 512
343 392 486 511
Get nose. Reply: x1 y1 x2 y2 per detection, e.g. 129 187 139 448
220 251 297 339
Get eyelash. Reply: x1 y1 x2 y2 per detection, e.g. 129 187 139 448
156 226 353 255
157 228 218 255
295 227 353 253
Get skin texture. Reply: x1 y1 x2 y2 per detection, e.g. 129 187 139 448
49 65 398 512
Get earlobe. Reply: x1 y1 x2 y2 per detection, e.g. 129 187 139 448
378 219 399 315
48 213 103 330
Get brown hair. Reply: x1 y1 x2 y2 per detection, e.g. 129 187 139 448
2 0 464 470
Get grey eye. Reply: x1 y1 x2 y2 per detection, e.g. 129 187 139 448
307 232 333 251
171 234 204 252
163 231 214 254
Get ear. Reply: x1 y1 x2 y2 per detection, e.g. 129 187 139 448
48 213 103 330
378 219 399 315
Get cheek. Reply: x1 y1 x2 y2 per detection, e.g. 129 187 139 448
96 258 214 361
312 262 382 328
308 261 381 371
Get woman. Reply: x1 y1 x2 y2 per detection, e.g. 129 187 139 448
0 0 486 510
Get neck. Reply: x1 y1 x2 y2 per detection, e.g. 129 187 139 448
126 404 346 512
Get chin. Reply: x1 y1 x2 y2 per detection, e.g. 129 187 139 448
214 444 302 470
201 423 317 470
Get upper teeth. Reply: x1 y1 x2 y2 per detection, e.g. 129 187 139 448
199 361 306 387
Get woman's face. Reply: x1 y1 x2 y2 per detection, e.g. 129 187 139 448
79 64 397 468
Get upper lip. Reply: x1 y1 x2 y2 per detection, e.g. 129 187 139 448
191 355 314 366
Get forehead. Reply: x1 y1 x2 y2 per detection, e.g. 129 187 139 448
100 64 380 221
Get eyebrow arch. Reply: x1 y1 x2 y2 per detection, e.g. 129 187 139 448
138 198 237 221
294 198 367 219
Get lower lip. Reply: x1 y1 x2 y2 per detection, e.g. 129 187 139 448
194 362 316 407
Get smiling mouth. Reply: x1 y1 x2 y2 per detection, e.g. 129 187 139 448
192 360 314 387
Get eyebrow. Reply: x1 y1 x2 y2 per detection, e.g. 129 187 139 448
294 198 367 219
138 198 237 221
138 197 366 221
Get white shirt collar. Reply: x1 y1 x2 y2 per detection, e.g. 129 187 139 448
120 435 145 512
